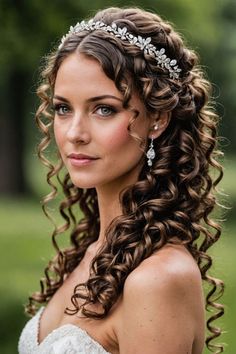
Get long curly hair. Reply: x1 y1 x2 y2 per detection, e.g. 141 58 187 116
27 7 225 353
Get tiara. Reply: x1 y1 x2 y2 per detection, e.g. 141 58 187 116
59 19 182 79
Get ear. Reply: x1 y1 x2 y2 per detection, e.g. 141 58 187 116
148 111 171 139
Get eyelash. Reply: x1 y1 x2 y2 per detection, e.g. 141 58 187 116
52 103 70 116
95 105 117 117
52 103 117 118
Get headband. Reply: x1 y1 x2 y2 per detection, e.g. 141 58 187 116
59 19 182 80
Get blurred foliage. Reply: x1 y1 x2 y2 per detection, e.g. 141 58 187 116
0 0 235 148
0 197 235 353
0 0 235 195
0 0 236 353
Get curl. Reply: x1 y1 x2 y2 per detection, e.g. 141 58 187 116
27 7 225 353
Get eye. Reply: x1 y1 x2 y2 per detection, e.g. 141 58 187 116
95 105 116 117
53 103 71 116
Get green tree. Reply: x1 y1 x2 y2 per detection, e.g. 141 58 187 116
0 0 234 196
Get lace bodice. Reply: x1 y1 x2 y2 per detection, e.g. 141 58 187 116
18 307 111 354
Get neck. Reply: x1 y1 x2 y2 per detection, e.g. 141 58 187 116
91 165 142 248
95 185 123 247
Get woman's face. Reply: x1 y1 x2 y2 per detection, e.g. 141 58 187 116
53 52 152 192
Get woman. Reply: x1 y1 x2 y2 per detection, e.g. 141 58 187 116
19 6 224 354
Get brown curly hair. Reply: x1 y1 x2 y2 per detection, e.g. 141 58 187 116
27 7 225 353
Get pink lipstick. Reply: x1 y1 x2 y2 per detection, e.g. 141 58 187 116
68 153 98 167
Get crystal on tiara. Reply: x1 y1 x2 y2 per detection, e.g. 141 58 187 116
58 20 182 79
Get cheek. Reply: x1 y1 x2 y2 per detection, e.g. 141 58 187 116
106 123 130 149
54 123 64 149
53 123 67 163
105 116 148 152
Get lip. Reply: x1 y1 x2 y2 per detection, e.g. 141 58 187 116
68 153 98 159
67 153 99 167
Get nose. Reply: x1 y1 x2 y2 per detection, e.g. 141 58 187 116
66 112 90 144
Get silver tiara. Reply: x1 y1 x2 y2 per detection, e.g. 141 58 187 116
59 19 182 79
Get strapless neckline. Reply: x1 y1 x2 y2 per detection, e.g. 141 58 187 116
18 306 111 354
37 307 91 345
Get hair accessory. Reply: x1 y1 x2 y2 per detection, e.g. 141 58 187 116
59 20 182 79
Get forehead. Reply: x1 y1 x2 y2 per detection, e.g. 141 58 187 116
55 53 120 97
54 53 144 110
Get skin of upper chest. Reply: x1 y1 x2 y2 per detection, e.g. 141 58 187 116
39 243 204 354
38 245 120 353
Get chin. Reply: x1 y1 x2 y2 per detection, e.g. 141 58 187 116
71 179 97 189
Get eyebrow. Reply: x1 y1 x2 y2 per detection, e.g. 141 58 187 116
53 94 123 103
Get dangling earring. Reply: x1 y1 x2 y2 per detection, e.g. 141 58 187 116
146 124 158 167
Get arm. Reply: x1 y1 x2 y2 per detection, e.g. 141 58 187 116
117 248 205 354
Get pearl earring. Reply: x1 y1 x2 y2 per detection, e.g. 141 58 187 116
146 124 158 167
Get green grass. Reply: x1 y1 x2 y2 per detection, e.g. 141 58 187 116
207 222 236 353
0 155 235 353
0 199 235 353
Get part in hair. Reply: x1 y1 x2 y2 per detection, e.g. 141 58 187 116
27 7 225 353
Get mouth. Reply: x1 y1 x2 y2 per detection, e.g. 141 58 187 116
67 153 99 166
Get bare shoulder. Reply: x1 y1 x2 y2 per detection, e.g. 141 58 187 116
117 244 205 354
124 243 202 295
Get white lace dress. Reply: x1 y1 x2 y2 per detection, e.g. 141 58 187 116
18 307 111 354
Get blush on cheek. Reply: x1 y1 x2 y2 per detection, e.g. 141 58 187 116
105 123 133 150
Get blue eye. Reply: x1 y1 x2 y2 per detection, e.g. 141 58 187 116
53 103 71 116
96 105 116 117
